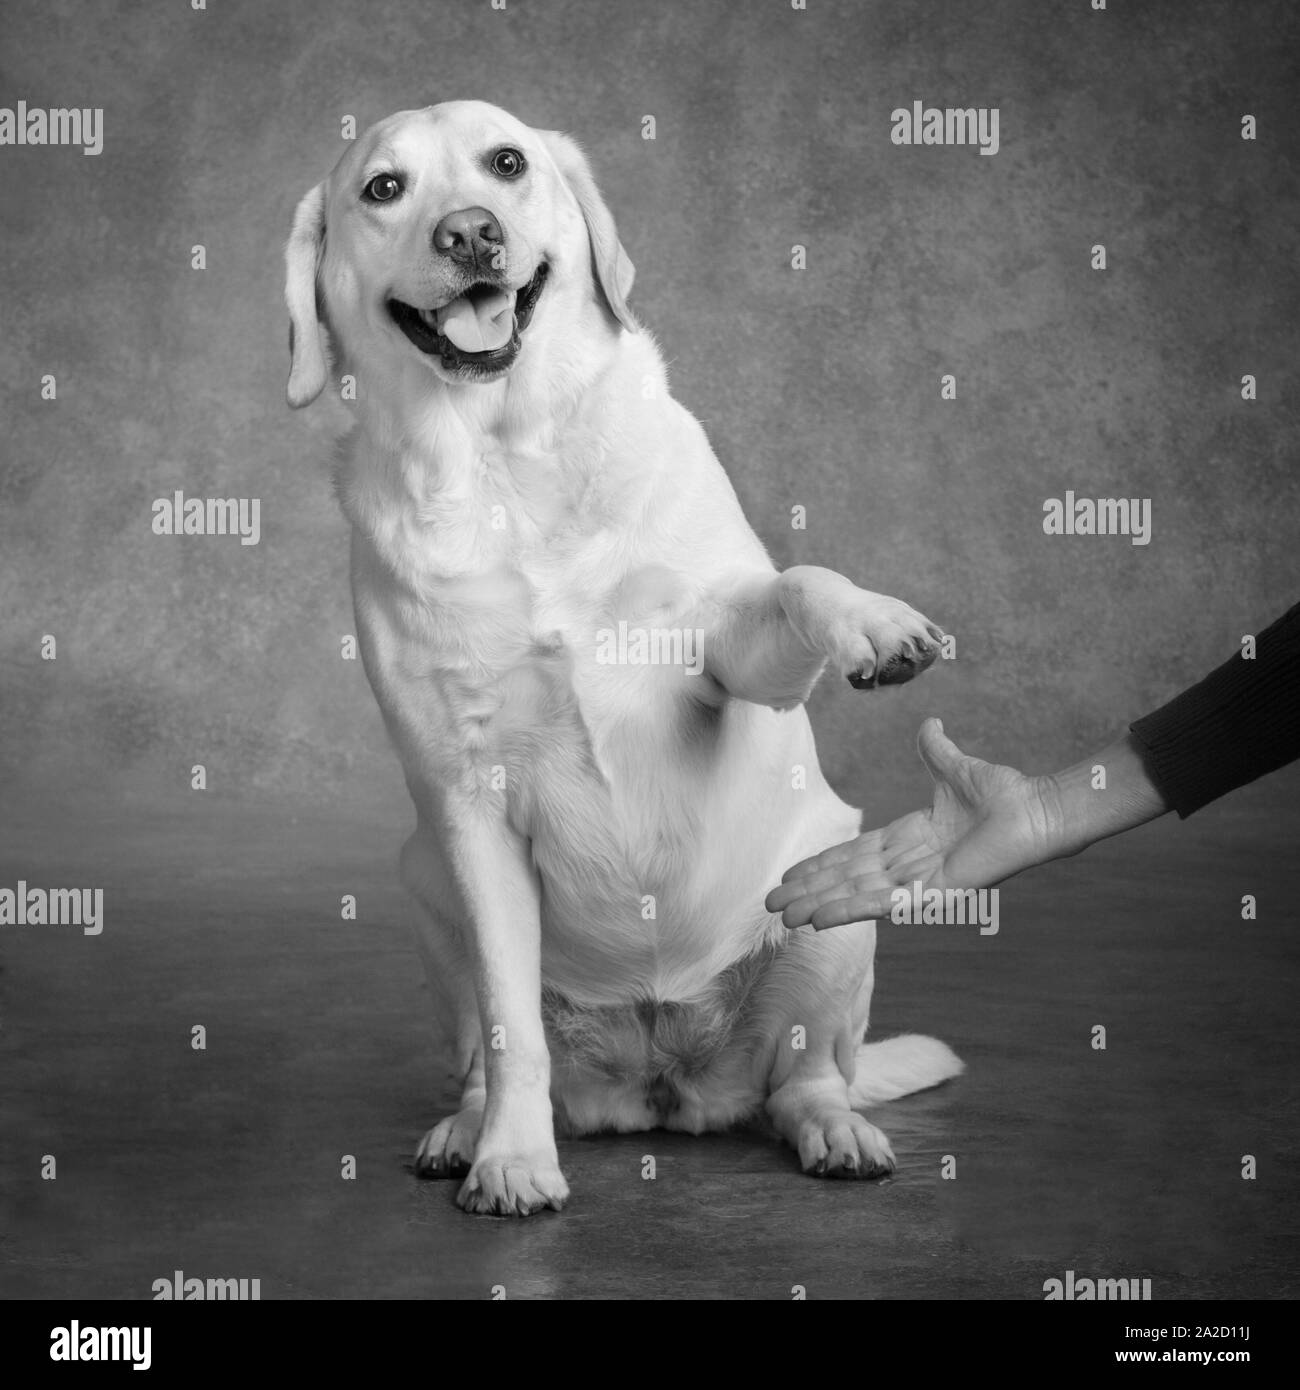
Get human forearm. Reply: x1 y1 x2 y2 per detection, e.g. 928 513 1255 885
1040 731 1171 862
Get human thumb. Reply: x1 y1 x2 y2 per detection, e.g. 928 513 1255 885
917 716 965 786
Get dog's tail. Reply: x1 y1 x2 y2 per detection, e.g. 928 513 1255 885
848 1034 964 1107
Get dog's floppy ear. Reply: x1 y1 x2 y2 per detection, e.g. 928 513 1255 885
284 181 329 408
538 131 637 333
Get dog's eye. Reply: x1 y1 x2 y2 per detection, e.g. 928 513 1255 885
362 173 403 203
490 148 526 179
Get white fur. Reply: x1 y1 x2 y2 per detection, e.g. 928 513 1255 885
849 1035 966 1106
286 101 959 1215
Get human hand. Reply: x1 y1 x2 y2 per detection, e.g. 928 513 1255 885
766 717 1065 930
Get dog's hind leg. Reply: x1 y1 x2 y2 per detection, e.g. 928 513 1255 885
757 920 898 1178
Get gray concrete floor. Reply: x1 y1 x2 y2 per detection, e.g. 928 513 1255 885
3 773 1298 1300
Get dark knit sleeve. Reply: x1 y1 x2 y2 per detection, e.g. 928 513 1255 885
1128 602 1300 818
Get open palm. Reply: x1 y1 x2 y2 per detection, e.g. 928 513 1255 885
767 718 1060 930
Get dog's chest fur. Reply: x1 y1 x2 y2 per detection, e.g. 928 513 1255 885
340 406 778 1003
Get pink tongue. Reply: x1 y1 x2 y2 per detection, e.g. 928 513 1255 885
436 289 516 352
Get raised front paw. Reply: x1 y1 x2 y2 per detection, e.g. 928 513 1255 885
837 594 943 691
457 1149 570 1217
778 567 944 692
414 1106 483 1179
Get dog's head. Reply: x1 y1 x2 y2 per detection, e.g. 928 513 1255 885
284 100 636 407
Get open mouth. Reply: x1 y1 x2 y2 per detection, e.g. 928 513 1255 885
387 264 548 377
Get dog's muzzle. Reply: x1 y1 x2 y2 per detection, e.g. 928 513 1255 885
387 264 548 378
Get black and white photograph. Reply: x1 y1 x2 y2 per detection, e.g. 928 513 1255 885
2 0 1297 1341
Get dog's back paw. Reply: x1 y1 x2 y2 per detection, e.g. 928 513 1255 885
414 1106 483 1178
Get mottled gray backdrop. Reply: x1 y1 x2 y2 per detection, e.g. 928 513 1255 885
3 0 1298 825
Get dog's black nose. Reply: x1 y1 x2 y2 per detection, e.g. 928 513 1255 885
432 207 503 266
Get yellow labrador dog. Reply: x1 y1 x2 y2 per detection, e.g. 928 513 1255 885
285 100 961 1216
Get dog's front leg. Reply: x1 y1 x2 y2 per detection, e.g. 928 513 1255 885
703 566 944 708
437 810 567 1216
352 543 565 1215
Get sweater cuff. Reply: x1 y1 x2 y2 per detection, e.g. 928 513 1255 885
1129 602 1300 819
